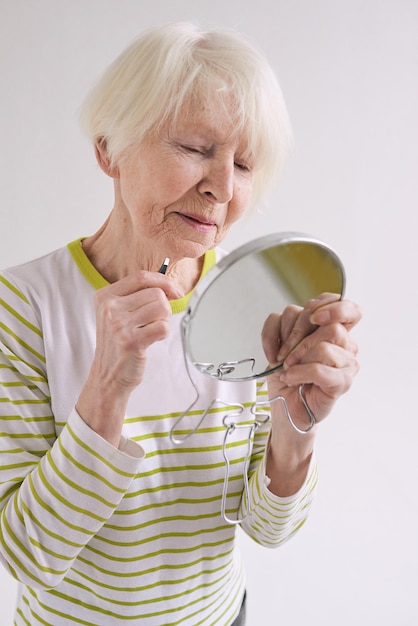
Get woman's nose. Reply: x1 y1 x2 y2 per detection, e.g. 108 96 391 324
197 158 234 204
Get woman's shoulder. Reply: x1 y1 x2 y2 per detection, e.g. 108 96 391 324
0 241 90 303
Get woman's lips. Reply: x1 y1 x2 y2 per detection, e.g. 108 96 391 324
177 212 217 233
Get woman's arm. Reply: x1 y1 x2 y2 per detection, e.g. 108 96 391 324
76 271 181 447
0 273 144 589
263 293 361 496
239 294 361 544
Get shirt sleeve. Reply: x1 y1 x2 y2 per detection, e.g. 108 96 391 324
240 446 318 546
238 379 318 546
0 273 144 589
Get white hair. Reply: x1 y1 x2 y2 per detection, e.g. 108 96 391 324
79 21 292 206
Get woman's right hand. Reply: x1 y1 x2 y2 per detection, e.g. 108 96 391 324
76 271 181 446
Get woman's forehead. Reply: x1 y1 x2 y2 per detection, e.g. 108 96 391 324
168 97 254 150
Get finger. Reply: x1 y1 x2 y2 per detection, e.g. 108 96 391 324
95 284 172 326
99 287 173 334
309 298 362 330
94 304 172 379
280 354 359 397
279 305 303 342
132 318 172 350
119 286 173 316
261 306 301 365
283 323 357 369
99 270 182 300
261 313 281 365
276 294 342 363
112 293 172 329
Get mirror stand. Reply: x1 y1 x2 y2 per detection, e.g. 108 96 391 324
169 345 316 525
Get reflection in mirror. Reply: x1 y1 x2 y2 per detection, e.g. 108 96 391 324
182 232 345 381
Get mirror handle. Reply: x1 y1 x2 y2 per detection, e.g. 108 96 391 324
269 384 316 434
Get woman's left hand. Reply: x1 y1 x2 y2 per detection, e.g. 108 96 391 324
262 293 362 429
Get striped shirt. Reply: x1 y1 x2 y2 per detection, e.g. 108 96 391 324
0 240 317 625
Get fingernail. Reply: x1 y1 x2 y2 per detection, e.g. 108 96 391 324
310 310 330 324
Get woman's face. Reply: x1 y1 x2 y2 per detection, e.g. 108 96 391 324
113 101 254 261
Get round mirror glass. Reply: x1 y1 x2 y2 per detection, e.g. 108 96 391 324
182 232 345 381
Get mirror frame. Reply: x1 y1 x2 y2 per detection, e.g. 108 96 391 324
182 231 346 381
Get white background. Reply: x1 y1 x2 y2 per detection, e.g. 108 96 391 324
1 1 417 624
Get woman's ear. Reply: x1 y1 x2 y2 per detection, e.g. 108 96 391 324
94 138 120 178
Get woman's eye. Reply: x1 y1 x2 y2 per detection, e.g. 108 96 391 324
182 145 205 155
234 161 250 172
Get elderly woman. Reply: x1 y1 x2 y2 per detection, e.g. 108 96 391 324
0 22 360 626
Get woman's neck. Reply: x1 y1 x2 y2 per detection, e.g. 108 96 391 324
81 211 204 296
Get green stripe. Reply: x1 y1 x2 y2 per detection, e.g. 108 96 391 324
28 472 99 535
102 510 222 536
92 524 230 553
0 351 45 377
124 400 255 424
72 547 233 590
38 457 109 523
0 381 38 389
45 570 230 621
0 275 29 303
21 500 84 550
0 297 43 337
125 422 254 444
108 495 241 533
119 492 244 518
1 504 67 584
57 437 126 495
0 431 55 440
123 474 241 500
66 421 136 479
0 483 19 505
0 413 53 423
130 456 245 479
0 322 45 363
17 596 40 626
65 562 230 603
0 461 36 472
81 536 233 573
47 450 122 509
23 591 94 626
140 438 250 459
0 397 50 405
114 493 226 516
0 363 46 384
29 536 74 563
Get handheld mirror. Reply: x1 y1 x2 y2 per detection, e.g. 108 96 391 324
182 232 345 382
